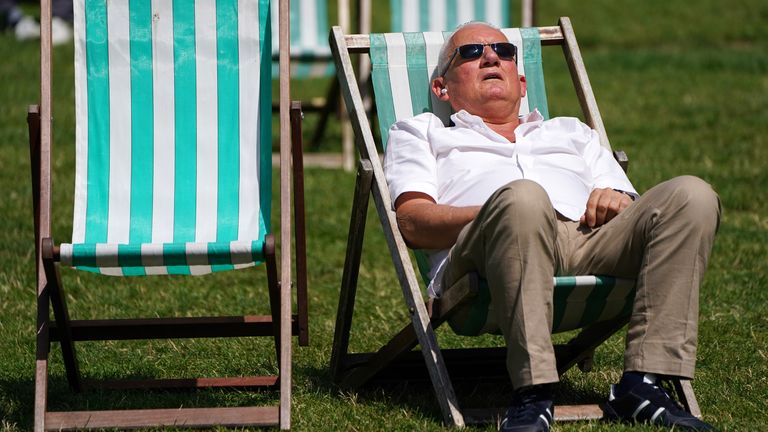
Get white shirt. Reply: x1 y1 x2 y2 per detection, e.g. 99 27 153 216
383 109 637 297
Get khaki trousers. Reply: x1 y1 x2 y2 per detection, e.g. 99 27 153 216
441 176 721 389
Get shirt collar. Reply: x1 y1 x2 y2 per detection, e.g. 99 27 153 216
449 108 544 141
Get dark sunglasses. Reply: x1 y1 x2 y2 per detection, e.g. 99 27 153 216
440 42 518 77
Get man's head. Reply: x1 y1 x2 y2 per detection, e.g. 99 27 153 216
432 22 527 124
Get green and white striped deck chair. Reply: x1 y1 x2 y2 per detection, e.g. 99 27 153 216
329 18 704 427
271 0 333 77
28 0 306 429
389 0 511 32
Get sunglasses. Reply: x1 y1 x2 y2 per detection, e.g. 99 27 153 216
440 42 518 77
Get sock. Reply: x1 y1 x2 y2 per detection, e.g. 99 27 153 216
515 383 554 403
615 371 657 397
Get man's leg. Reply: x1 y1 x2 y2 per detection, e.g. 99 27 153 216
442 179 560 389
564 175 720 378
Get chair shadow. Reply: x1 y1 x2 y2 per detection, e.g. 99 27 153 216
296 362 608 426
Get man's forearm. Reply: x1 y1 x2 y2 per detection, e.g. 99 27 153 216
396 201 481 250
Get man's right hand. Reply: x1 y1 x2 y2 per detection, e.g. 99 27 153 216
395 192 481 250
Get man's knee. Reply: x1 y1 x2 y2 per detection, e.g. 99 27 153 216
490 180 553 219
663 175 721 229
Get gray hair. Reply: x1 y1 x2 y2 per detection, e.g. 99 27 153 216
435 21 507 79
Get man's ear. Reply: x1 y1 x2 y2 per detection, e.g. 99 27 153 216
519 75 527 97
432 78 449 101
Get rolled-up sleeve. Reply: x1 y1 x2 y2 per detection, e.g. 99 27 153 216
383 113 441 207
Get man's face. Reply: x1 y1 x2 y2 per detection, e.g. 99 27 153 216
435 24 526 121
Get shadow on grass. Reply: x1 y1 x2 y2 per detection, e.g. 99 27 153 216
296 362 607 426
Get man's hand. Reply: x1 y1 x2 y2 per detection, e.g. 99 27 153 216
580 188 633 228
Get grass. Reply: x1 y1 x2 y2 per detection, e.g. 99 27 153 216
1 0 767 430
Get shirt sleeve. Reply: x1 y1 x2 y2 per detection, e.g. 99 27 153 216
578 123 638 195
383 113 441 208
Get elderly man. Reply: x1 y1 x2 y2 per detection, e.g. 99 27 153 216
383 22 719 432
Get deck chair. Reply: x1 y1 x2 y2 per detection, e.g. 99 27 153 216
271 0 354 166
328 18 702 427
28 0 307 429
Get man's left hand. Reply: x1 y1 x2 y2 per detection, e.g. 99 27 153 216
580 188 633 228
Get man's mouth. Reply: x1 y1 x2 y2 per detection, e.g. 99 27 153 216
482 72 503 81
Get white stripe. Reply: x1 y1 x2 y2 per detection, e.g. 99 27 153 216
650 407 666 422
539 414 550 428
487 0 504 27
106 0 132 243
151 0 176 243
140 243 165 267
270 2 278 56
195 0 219 242
299 0 319 53
456 1 473 26
423 31 451 124
402 1 419 32
501 28 529 115
95 243 120 268
428 0 445 31
385 33 413 122
100 267 125 276
556 282 592 332
59 244 74 266
632 400 651 419
237 0 261 240
72 0 88 244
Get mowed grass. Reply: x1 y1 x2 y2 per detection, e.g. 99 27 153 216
1 0 767 430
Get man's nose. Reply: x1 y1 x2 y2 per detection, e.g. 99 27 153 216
480 46 501 66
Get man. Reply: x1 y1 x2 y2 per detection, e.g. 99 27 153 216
383 22 720 432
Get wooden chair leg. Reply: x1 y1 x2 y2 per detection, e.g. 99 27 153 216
264 235 281 363
330 160 373 381
290 101 309 346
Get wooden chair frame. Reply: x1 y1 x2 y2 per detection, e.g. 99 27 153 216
28 0 307 429
327 17 701 427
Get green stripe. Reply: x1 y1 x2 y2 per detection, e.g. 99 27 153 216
290 0 300 46
500 1 511 27
552 276 577 332
418 0 428 32
520 27 549 119
460 278 491 336
258 0 272 239
404 33 430 115
370 34 396 149
128 0 154 247
315 0 328 51
216 0 240 243
578 279 615 328
445 0 457 29
172 0 197 243
474 1 485 23
390 0 402 32
83 0 110 243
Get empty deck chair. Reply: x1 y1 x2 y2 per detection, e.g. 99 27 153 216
327 18 702 427
27 0 307 429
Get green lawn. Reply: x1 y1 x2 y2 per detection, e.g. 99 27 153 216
1 0 767 430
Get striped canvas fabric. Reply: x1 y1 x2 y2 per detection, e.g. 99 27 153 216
270 0 334 77
370 27 549 148
447 276 636 336
390 0 511 32
63 0 273 276
368 28 635 336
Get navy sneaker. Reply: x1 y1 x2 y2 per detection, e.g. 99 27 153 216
603 382 714 431
499 386 554 432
